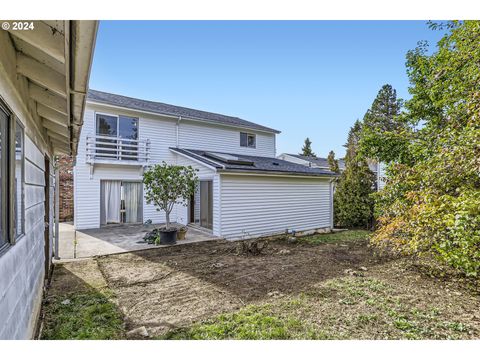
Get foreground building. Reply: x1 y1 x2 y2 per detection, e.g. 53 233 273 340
0 21 97 339
74 90 337 239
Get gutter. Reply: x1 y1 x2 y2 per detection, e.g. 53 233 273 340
217 168 339 179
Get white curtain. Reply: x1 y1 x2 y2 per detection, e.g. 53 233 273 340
124 182 142 223
101 180 121 224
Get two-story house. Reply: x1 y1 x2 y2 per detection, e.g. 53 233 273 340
74 90 337 240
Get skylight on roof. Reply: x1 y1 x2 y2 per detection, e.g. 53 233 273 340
204 152 254 166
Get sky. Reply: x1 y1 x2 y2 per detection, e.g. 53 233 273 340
89 21 445 158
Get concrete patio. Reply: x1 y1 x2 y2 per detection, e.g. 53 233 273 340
58 222 222 259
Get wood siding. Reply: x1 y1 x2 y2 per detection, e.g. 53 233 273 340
219 174 332 240
0 136 51 339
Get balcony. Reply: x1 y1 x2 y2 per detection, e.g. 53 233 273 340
86 135 150 166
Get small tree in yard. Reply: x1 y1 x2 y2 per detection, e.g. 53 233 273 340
334 121 376 229
143 162 198 230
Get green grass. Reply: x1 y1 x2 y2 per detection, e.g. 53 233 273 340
161 304 327 340
41 290 125 340
299 230 371 245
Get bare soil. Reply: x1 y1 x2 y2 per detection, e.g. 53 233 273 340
94 237 385 336
45 234 480 339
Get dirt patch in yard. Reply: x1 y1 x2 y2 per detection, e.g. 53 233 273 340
96 235 384 336
43 231 480 339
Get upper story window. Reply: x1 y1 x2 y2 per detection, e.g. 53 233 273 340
94 113 140 161
96 114 138 140
240 132 256 148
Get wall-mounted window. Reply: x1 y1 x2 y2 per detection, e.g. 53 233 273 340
240 132 256 148
14 120 25 239
95 113 139 160
0 102 8 250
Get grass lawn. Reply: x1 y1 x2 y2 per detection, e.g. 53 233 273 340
41 230 480 340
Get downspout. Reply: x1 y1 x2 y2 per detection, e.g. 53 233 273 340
329 177 335 230
54 166 60 260
176 116 182 148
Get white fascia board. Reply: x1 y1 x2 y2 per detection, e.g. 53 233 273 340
217 169 337 180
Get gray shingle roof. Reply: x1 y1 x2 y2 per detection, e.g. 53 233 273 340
87 89 280 134
171 148 338 177
286 154 346 170
286 153 378 173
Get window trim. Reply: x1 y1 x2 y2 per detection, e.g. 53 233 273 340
240 132 256 148
0 99 10 253
14 119 25 240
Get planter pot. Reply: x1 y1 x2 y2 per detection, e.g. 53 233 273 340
177 228 188 241
159 228 177 245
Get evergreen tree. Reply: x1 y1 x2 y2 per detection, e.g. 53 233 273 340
327 150 340 173
334 121 375 228
360 84 411 164
300 137 316 157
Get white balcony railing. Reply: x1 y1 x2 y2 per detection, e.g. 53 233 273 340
86 135 150 165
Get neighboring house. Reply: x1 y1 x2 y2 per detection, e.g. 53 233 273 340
277 153 346 172
278 153 385 190
74 90 338 239
0 21 97 339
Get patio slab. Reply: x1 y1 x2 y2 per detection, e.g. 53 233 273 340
57 222 221 260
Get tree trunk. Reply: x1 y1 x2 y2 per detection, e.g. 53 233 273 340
165 210 170 230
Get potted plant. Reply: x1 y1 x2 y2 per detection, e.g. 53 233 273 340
177 226 188 240
143 162 198 245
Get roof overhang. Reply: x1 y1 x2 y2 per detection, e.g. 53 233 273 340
86 99 281 135
5 20 97 156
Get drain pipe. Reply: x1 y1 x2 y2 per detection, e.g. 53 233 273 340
176 116 182 148
54 166 60 260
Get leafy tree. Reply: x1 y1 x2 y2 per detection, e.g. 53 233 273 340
327 150 340 173
371 21 480 276
300 137 316 157
334 121 376 228
143 162 198 230
360 84 412 164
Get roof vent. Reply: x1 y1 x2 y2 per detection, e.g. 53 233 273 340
272 162 280 166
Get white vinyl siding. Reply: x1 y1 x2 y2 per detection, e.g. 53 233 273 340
219 175 331 240
173 152 216 227
75 103 278 230
178 120 275 157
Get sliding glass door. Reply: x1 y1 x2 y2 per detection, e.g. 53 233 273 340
100 180 142 225
199 181 213 229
